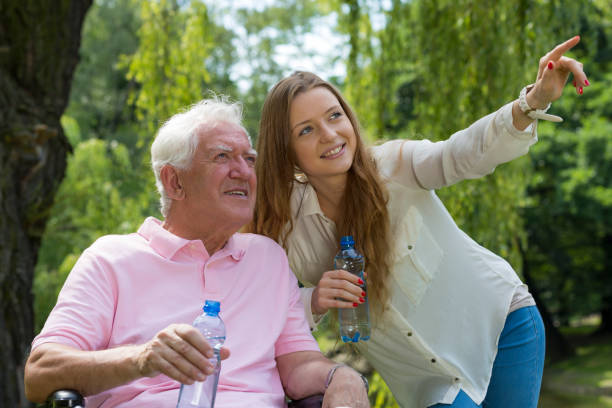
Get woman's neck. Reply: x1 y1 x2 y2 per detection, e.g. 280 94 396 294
308 174 347 224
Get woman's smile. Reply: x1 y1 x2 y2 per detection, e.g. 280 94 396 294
320 143 346 159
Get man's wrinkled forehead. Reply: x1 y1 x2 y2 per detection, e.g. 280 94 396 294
196 121 252 146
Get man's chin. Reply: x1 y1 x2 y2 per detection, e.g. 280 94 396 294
224 211 253 231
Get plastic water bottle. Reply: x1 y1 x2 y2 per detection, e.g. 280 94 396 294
177 300 226 408
334 236 370 343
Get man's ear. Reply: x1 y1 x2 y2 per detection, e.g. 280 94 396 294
160 165 185 200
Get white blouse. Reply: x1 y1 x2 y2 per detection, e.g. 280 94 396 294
284 101 537 407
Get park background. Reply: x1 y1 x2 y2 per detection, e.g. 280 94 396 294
1 0 610 406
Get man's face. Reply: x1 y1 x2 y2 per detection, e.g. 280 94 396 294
178 122 257 232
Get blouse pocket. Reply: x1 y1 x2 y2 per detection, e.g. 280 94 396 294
391 206 444 306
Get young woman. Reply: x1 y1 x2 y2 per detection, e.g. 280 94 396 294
247 36 588 407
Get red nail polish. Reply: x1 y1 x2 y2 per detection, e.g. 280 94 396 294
361 291 366 297
548 62 554 70
353 302 359 307
358 279 364 285
579 86 583 95
585 79 590 86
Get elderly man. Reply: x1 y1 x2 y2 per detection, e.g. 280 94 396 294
24 97 369 407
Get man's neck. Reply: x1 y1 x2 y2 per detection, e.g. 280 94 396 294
162 212 235 255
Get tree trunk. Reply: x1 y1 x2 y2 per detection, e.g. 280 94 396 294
0 1 91 405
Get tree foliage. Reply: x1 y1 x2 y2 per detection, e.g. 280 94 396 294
34 138 146 330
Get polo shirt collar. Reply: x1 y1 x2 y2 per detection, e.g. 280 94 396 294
137 217 245 261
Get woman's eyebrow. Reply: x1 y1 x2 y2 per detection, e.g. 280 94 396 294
291 105 341 132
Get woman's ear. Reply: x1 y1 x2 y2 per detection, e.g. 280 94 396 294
160 165 185 200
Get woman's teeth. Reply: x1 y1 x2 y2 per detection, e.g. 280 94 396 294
322 145 343 157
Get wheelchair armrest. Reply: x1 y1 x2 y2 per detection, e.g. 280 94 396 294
46 389 84 408
287 394 323 408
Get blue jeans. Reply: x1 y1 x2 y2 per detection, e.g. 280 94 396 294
430 306 546 408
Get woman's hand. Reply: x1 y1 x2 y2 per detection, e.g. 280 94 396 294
311 270 366 315
527 35 589 109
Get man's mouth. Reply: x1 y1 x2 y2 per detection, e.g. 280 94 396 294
225 189 248 197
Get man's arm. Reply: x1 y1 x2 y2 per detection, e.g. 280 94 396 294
24 323 229 403
276 350 369 408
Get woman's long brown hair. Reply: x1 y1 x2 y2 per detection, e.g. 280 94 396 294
247 71 391 315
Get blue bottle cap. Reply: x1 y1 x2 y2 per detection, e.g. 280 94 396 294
203 300 221 315
340 236 355 247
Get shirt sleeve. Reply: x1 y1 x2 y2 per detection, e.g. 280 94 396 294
31 246 117 351
299 287 327 330
275 261 321 357
373 101 537 190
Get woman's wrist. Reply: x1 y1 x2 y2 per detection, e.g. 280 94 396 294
524 85 549 110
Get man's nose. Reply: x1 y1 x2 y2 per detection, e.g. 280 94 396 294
229 157 253 179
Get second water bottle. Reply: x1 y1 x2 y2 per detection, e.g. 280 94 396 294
334 236 370 343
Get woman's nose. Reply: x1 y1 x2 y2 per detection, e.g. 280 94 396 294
319 123 335 142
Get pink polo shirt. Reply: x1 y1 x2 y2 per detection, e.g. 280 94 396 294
32 217 320 407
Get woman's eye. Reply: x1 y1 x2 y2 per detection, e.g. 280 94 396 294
298 126 313 136
330 112 342 120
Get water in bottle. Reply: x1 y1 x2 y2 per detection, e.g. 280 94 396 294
177 300 226 408
334 236 371 343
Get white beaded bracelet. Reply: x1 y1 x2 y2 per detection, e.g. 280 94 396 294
518 84 563 122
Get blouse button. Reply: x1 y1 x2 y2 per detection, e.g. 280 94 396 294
406 331 413 337
407 244 413 250
431 358 436 363
454 377 460 382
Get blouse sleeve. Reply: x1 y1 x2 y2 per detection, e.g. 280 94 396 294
372 101 537 190
299 286 327 330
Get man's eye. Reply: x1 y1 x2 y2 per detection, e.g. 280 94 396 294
216 153 229 160
245 156 256 166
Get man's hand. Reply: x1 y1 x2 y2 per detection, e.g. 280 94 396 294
322 366 370 408
136 323 230 385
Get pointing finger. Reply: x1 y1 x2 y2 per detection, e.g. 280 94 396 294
547 35 580 62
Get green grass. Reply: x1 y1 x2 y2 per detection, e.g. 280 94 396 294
540 393 612 408
540 326 612 407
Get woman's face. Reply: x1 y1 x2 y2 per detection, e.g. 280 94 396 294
289 86 357 184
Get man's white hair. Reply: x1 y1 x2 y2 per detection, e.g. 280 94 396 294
151 96 249 217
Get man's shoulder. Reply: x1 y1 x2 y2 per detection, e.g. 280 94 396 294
233 233 290 267
234 232 283 252
85 231 145 258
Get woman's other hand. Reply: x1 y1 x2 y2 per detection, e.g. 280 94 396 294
311 270 366 315
527 35 589 109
